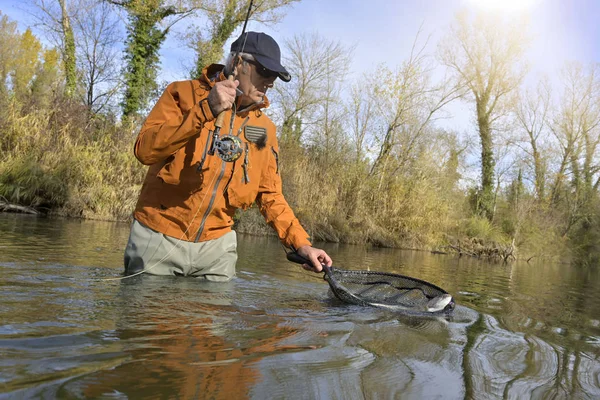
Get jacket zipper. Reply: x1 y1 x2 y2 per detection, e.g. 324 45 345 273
195 159 226 242
195 110 237 241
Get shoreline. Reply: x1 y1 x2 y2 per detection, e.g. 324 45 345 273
0 207 538 264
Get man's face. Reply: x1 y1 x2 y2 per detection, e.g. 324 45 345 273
237 59 277 106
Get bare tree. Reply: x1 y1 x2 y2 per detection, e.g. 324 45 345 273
549 63 600 235
348 79 374 162
270 33 352 146
72 0 122 113
186 0 299 78
370 30 462 191
439 10 528 220
514 79 551 202
29 0 78 96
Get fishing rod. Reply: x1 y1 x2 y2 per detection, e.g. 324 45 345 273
208 0 255 158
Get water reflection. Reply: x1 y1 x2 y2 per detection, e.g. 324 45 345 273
1 213 600 398
57 278 276 398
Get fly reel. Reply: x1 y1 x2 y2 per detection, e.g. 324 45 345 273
213 134 243 162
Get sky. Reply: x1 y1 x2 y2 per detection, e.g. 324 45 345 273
1 0 599 133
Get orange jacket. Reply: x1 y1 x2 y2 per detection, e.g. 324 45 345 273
132 64 311 249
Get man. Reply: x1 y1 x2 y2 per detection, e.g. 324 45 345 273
124 31 332 281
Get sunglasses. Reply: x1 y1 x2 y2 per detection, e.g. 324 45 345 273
244 59 279 79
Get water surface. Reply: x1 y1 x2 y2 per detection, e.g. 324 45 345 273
1 213 599 399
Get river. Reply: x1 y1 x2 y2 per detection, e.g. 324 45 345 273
1 213 599 399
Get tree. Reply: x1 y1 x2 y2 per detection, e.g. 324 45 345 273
549 63 600 236
110 0 192 118
29 48 61 109
348 80 373 162
370 31 461 190
439 10 528 220
271 33 351 146
514 80 551 203
58 0 76 96
0 12 19 96
187 0 299 79
30 0 77 96
12 29 43 101
72 0 122 113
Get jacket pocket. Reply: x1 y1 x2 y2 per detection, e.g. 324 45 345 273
157 154 180 185
226 177 258 210
157 136 205 190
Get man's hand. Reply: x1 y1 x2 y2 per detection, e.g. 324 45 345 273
207 79 239 116
297 245 332 273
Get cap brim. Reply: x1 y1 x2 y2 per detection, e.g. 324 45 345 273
254 54 291 82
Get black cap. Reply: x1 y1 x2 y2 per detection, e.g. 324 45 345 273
230 31 291 82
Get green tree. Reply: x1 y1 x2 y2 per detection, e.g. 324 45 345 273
58 0 76 96
110 0 191 118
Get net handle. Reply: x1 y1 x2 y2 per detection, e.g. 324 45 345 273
286 251 333 278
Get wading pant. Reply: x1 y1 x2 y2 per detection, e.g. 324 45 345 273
123 219 237 281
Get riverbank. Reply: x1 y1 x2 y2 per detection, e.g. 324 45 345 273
0 201 548 264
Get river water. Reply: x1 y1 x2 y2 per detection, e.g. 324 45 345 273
0 213 599 399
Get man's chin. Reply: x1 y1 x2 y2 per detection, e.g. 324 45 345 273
238 94 264 107
247 96 265 106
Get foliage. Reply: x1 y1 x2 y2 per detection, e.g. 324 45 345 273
1 9 600 263
58 0 77 96
117 0 179 118
0 97 145 220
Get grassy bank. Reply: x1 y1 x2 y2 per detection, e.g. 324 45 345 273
0 99 145 221
0 102 574 264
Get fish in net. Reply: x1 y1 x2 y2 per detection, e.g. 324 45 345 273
287 252 454 316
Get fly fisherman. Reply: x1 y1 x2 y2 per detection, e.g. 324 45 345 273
124 32 332 280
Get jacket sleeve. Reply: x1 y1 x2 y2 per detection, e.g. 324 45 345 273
256 138 312 250
134 81 215 165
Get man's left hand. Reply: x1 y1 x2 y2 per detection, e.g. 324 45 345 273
297 245 332 273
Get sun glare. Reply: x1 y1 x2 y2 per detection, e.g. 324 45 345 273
466 0 540 13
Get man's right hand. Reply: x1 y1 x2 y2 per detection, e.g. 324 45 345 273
207 79 239 116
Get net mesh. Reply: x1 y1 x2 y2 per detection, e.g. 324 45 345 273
325 268 454 315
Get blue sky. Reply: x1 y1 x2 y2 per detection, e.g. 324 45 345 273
1 0 598 133
2 0 597 80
